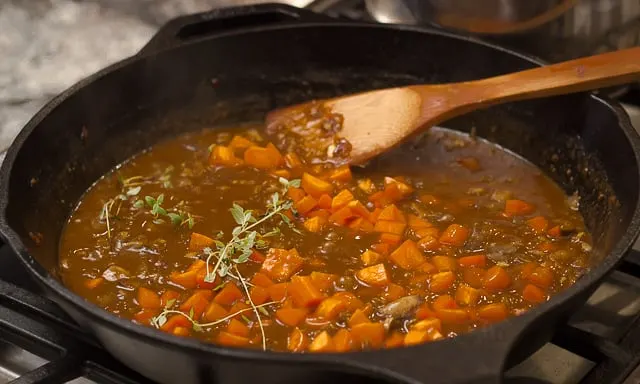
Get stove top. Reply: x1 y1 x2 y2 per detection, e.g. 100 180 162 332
2 1 640 384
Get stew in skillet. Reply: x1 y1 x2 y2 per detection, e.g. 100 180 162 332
59 124 592 352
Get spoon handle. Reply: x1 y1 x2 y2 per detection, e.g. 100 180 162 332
462 47 640 105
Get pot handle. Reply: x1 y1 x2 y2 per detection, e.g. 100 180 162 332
139 3 333 55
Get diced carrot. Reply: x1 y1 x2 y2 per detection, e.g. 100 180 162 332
389 240 426 270
195 267 219 289
377 204 406 223
315 297 347 320
267 283 289 302
414 227 440 239
416 304 436 320
404 330 429 346
137 287 161 310
288 328 309 352
331 189 355 210
332 292 365 311
347 217 370 232
432 256 458 272
133 309 158 325
527 266 554 289
408 214 432 230
229 135 256 150
260 248 305 282
249 250 266 264
217 331 250 347
179 290 213 320
413 318 442 332
435 307 469 324
523 284 546 303
417 261 437 274
526 216 549 234
458 255 487 268
251 272 274 288
227 318 250 337
160 313 191 332
333 329 353 352
160 290 181 308
432 295 456 311
329 165 353 182
477 303 509 323
303 216 326 233
358 178 376 194
284 152 303 169
429 271 455 293
309 331 334 352
361 250 382 266
287 187 306 203
351 322 385 348
328 206 355 226
244 145 283 169
249 286 270 305
504 199 535 216
384 283 406 302
317 194 333 210
213 283 244 306
457 157 481 171
172 327 191 337
276 308 308 326
84 277 103 289
369 208 383 222
374 220 407 235
483 266 512 292
385 332 405 348
371 242 392 255
379 233 403 246
439 224 469 246
228 302 250 319
189 232 215 251
548 225 562 237
203 302 228 322
418 235 440 251
295 195 318 215
169 269 198 289
348 309 370 327
347 200 371 220
302 172 333 197
519 262 538 279
463 268 486 288
310 271 337 292
356 264 390 287
455 284 480 306
186 259 206 272
209 145 242 167
289 275 326 308
307 209 330 220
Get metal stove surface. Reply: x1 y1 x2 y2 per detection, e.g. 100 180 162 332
2 1 640 384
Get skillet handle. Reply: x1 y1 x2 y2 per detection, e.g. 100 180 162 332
139 3 332 55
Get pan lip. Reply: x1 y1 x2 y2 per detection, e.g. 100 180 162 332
0 21 639 370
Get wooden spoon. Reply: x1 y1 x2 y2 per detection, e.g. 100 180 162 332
266 47 640 165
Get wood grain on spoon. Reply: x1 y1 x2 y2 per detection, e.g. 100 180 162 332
266 47 640 166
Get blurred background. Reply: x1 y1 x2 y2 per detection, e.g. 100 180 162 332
1 0 640 154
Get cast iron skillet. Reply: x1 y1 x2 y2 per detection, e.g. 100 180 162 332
1 4 639 384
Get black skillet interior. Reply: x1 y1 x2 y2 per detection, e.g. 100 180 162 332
1 4 639 384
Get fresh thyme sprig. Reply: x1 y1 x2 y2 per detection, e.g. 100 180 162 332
203 177 301 282
151 300 279 332
135 194 195 229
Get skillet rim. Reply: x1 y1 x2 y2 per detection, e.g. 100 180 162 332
0 21 639 371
